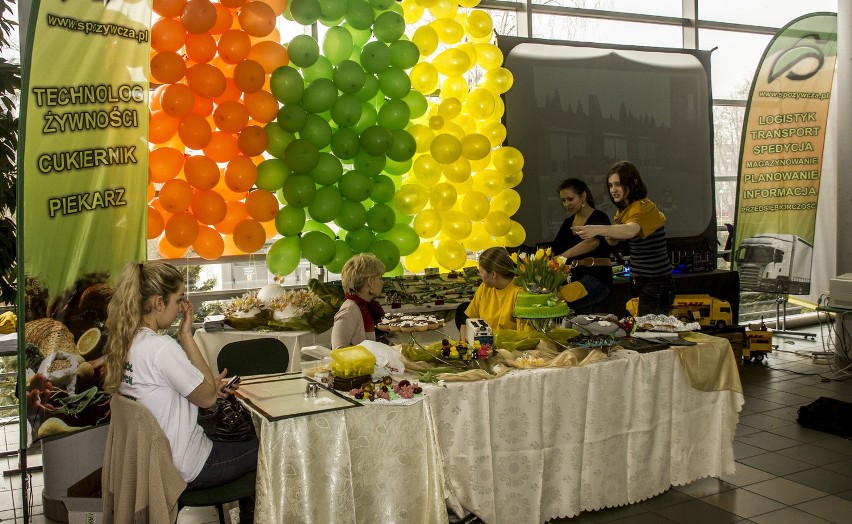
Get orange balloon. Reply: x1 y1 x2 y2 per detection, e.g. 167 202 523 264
149 110 180 144
217 30 252 65
147 182 156 203
203 131 240 162
149 147 185 183
220 0 247 8
147 206 165 239
221 234 240 255
158 237 189 258
247 41 288 73
237 125 268 157
181 0 217 34
193 226 225 259
154 0 187 18
150 84 167 111
233 59 265 93
215 175 249 201
210 4 234 34
261 217 278 239
185 33 217 63
243 90 278 123
150 196 174 221
159 178 194 212
213 100 249 133
249 27 279 45
150 51 186 84
232 218 266 253
191 189 228 224
257 0 287 16
178 114 213 150
237 2 276 38
151 18 186 53
165 212 199 248
215 200 249 234
191 94 214 116
184 155 220 189
159 83 195 118
185 63 227 98
213 78 243 105
245 189 279 222
224 155 257 192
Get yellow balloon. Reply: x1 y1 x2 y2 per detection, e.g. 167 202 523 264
404 241 435 273
491 188 521 216
461 133 491 160
472 169 504 197
465 88 495 120
469 154 491 172
489 95 505 121
441 210 472 241
437 98 462 119
432 48 471 77
428 0 457 20
455 114 477 136
435 240 467 271
410 62 439 94
492 146 524 175
394 184 429 215
465 221 494 251
482 68 514 95
401 0 425 24
408 124 436 153
440 76 469 101
500 220 526 247
415 0 439 7
481 121 507 147
504 169 523 188
441 156 471 183
462 190 489 221
430 134 462 164
484 210 511 237
413 154 442 187
474 43 503 70
429 18 464 45
441 121 466 141
413 208 443 238
467 10 493 39
457 42 478 67
454 174 474 195
411 26 439 56
458 0 481 7
429 182 458 211
428 115 445 131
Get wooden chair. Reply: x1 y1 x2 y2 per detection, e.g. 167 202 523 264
217 337 290 376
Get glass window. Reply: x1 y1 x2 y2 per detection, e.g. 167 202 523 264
482 8 518 37
531 14 682 48
699 0 837 27
530 0 683 17
712 104 743 227
700 29 771 99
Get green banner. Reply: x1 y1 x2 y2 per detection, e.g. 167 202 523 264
733 13 837 295
19 0 150 441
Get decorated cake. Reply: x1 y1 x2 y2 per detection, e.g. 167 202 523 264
513 292 570 318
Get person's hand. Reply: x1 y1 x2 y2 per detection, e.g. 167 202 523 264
178 298 194 339
216 369 235 399
573 225 595 240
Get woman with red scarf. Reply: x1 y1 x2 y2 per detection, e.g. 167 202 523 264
331 253 387 349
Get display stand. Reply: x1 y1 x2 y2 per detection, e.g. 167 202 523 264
773 293 816 341
815 305 852 378
514 311 571 350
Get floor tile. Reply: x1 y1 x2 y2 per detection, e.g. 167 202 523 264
758 405 801 422
819 457 852 477
742 477 828 505
738 452 813 476
794 495 852 524
733 441 766 460
775 443 849 466
717 464 775 487
834 489 852 503
749 506 833 523
699 488 786 518
740 397 785 413
764 423 828 443
636 489 695 511
651 499 741 524
783 467 852 494
810 435 852 456
736 431 800 452
673 477 736 498
738 413 793 431
735 425 763 438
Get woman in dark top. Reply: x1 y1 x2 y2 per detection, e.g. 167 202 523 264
551 178 612 313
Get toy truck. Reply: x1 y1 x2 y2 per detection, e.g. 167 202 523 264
627 294 733 329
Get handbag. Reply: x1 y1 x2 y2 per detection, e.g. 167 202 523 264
197 394 256 442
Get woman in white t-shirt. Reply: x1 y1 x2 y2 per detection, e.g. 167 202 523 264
103 261 257 522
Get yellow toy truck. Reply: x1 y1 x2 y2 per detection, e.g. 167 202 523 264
627 294 734 329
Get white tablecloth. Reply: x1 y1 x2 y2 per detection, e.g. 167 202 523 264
252 400 448 524
424 345 744 523
193 328 324 376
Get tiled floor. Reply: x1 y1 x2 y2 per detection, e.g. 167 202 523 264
2 326 851 523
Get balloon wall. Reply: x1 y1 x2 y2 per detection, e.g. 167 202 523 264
146 0 526 275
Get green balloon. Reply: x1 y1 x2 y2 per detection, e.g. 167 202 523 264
325 239 353 274
270 66 305 104
330 94 363 128
277 104 308 133
368 0 393 9
336 200 368 231
378 223 419 256
290 0 321 25
390 40 420 70
307 185 343 223
300 113 333 149
377 66 410 99
345 0 374 30
304 219 336 238
384 156 413 176
384 263 403 277
359 125 393 156
281 173 317 207
310 152 344 185
368 239 400 271
264 124 295 158
256 158 290 191
333 60 366 94
366 203 396 233
370 175 395 203
275 205 306 236
353 149 386 177
360 41 391 74
302 56 334 83
318 0 348 24
343 22 371 47
387 1 403 15
301 78 338 114
354 102 378 135
330 127 361 160
267 236 302 276
323 26 354 65
301 230 336 266
355 74 380 102
373 12 405 43
288 35 320 68
284 138 320 174
402 90 427 119
388 128 416 162
338 169 373 202
377 98 410 130
344 226 374 251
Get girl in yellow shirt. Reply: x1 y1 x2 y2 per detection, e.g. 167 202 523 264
462 247 522 340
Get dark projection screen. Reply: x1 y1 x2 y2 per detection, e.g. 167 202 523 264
501 39 716 255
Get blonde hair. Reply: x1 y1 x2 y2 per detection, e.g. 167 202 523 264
103 261 183 393
478 247 515 278
340 253 385 294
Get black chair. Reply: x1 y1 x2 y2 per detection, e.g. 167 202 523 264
217 337 290 376
178 470 256 524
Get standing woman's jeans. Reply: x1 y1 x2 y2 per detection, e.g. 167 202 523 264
629 275 676 316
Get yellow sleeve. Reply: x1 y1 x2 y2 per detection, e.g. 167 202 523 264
614 200 665 238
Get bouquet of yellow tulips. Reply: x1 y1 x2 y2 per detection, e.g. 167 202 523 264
510 248 571 295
